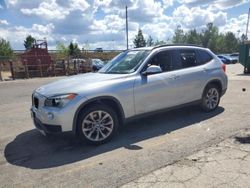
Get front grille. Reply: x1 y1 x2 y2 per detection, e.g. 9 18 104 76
34 97 39 108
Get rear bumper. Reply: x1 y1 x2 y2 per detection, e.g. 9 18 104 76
31 109 62 134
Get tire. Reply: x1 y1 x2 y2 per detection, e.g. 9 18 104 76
201 84 221 112
244 68 249 74
92 66 98 72
76 104 119 145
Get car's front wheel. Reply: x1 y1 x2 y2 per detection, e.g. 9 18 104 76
77 104 119 145
201 84 221 112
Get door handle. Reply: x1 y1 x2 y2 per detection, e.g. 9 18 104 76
203 68 208 72
169 75 180 80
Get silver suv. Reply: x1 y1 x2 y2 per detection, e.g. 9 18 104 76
31 45 228 144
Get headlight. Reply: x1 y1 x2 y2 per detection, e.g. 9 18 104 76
44 93 77 108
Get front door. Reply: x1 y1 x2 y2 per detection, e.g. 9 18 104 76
133 49 183 115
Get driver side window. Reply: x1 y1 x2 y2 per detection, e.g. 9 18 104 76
147 50 172 73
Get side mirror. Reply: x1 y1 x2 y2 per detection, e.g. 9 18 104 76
142 65 162 76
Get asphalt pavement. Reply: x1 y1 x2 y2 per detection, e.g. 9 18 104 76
122 129 250 188
0 64 249 187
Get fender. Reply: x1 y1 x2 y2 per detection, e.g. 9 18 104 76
202 79 223 97
72 96 125 134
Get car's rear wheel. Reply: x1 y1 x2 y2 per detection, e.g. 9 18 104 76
201 84 220 112
77 104 119 145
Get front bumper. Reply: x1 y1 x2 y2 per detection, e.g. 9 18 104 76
31 92 87 133
31 109 62 134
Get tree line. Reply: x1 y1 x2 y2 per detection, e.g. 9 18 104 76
0 35 81 59
133 23 247 54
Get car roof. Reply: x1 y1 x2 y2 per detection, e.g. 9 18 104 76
130 47 154 51
130 44 207 51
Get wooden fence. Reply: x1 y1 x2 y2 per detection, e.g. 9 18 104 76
0 50 121 81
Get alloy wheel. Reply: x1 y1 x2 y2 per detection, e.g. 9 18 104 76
205 88 219 110
82 110 114 141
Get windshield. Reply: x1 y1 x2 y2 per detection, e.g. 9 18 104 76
99 50 150 74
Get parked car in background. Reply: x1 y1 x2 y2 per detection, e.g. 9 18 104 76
92 59 105 72
218 54 237 64
54 61 65 69
229 53 239 62
31 45 228 144
95 48 103 52
223 54 238 64
217 55 231 64
69 58 86 69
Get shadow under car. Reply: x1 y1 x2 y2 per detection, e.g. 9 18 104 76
4 106 224 169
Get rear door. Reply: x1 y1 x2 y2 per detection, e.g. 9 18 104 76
170 48 213 103
133 48 213 115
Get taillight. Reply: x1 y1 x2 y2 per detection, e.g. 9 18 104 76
222 63 226 73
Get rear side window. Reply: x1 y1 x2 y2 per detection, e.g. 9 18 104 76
180 50 198 68
198 50 213 64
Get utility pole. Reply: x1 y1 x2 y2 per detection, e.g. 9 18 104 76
246 8 250 40
126 6 129 50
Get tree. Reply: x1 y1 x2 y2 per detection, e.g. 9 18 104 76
223 32 239 53
24 35 36 50
56 42 69 59
172 25 185 44
185 29 201 45
0 38 13 58
240 34 247 43
68 42 81 57
147 35 154 46
154 40 167 45
82 40 90 51
200 23 219 49
213 34 226 53
170 22 240 54
133 29 146 48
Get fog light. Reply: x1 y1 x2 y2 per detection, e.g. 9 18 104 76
47 113 54 120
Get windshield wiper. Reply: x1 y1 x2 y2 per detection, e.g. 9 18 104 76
105 71 128 74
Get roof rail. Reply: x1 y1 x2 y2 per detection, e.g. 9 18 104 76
152 44 205 50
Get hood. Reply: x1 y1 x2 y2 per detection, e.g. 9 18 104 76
35 73 128 97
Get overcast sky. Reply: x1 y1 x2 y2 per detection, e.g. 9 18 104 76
0 0 249 50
